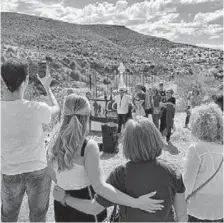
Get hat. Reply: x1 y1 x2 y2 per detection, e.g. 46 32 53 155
118 86 126 92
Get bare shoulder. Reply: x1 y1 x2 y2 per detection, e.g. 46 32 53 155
85 138 99 153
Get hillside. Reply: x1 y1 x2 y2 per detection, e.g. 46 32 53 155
1 12 223 100
1 12 223 222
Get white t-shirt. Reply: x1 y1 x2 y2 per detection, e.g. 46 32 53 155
1 99 51 175
115 94 132 114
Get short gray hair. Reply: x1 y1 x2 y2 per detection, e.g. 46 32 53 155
122 116 164 162
191 103 223 144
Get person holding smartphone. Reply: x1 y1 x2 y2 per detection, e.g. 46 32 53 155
1 60 60 222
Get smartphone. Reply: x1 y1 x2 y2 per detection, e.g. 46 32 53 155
38 61 47 78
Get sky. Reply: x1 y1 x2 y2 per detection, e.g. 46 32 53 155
1 0 223 50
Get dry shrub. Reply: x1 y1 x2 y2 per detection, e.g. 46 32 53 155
176 70 220 112
70 70 80 81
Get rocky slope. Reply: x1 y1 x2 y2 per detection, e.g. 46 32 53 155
1 12 223 97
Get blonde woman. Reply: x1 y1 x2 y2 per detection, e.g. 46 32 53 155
48 94 164 222
183 103 223 222
53 116 187 222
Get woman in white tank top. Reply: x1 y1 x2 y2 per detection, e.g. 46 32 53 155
48 94 164 222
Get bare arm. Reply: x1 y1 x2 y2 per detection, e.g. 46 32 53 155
37 67 60 119
53 184 105 215
183 146 201 198
46 159 57 183
53 185 104 215
45 87 60 119
84 140 164 212
66 197 104 215
173 193 188 222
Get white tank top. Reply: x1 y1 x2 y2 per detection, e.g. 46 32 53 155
55 163 90 190
54 140 91 190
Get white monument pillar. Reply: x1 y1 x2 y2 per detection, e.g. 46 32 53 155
118 62 126 89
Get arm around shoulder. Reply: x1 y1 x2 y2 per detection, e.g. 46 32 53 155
84 139 138 208
84 139 164 212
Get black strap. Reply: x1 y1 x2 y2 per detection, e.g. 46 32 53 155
186 158 223 201
81 139 88 157
120 95 123 106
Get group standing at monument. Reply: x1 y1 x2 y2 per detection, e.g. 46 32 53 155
1 60 223 222
113 81 177 145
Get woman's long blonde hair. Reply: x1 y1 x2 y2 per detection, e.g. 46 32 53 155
49 94 90 172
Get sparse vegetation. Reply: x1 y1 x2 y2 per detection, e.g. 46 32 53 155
1 12 223 222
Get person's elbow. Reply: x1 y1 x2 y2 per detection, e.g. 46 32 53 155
91 181 106 195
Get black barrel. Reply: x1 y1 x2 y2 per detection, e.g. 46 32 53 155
101 123 119 153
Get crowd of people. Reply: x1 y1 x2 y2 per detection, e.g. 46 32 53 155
1 60 223 222
114 82 177 144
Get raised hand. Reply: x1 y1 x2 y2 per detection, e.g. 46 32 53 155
37 65 52 90
136 191 164 213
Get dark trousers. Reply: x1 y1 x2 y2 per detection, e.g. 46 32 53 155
145 108 153 118
188 215 223 222
166 126 172 142
160 108 166 134
160 108 173 142
117 114 127 133
185 110 191 127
